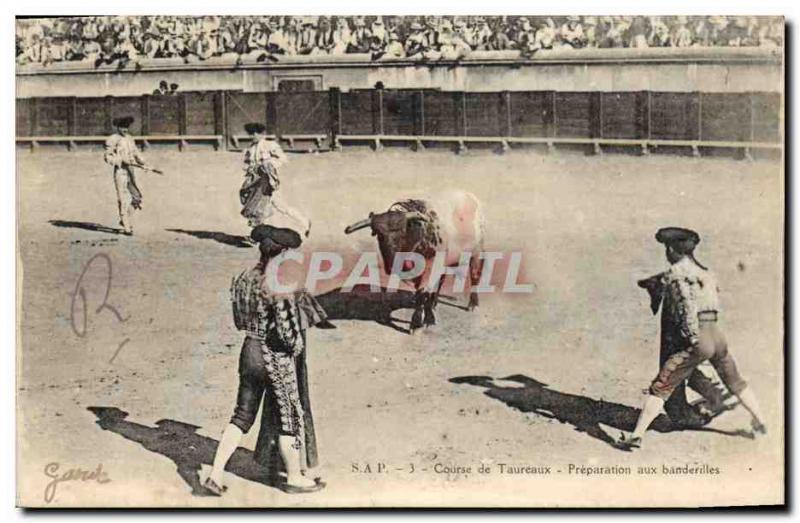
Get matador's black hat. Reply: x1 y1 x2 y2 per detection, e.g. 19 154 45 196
252 224 302 250
244 122 267 134
113 116 134 128
655 227 700 254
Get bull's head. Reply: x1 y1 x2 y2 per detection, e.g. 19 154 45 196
345 210 430 273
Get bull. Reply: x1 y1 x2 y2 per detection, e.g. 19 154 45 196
344 190 485 332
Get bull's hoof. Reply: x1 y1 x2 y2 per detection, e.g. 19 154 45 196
423 315 436 327
410 310 424 332
468 293 479 311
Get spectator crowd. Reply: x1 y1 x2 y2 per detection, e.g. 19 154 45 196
16 15 783 68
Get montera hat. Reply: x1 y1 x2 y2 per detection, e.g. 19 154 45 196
113 116 135 128
244 122 267 134
655 227 700 254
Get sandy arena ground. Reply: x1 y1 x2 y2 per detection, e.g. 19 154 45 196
16 147 784 507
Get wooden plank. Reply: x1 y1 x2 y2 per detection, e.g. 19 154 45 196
332 134 782 149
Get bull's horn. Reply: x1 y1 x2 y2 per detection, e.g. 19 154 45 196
345 217 372 234
405 211 429 222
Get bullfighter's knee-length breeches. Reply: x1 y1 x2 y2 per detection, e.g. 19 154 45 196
113 167 134 231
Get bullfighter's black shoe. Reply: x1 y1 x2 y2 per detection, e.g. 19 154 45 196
614 433 642 451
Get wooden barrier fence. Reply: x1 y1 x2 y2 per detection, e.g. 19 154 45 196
16 88 782 157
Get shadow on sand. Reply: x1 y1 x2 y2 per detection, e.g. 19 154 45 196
87 406 272 496
49 220 126 235
449 375 753 451
315 286 417 334
166 229 253 249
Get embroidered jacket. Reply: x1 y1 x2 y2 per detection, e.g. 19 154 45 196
104 133 145 168
231 268 305 356
244 137 287 173
663 257 721 346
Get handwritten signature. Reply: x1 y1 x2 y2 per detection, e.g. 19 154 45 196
43 462 111 503
69 253 130 363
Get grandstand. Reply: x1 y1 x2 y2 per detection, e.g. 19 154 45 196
16 15 784 68
15 16 784 157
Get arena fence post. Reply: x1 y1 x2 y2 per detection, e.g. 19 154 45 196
745 91 756 160
67 96 77 151
223 91 234 150
590 91 603 155
104 95 114 136
499 91 513 152
140 95 150 149
214 91 227 151
413 90 425 151
454 91 467 154
545 90 557 153
692 91 702 157
328 87 342 151
177 93 188 151
371 87 384 151
637 90 651 155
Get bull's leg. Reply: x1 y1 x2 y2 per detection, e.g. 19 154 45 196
468 255 484 311
424 276 445 326
410 289 425 333
423 293 436 327
377 287 393 324
423 293 435 327
424 299 435 326
410 267 434 333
